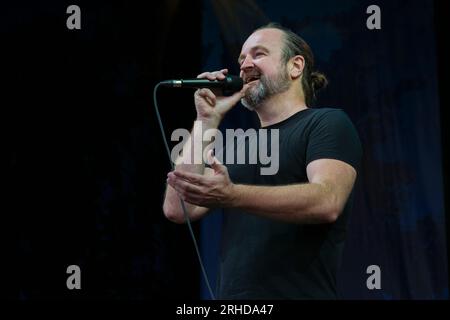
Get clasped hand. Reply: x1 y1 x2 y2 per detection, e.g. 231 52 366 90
167 150 236 208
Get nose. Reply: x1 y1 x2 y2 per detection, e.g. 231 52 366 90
240 55 254 72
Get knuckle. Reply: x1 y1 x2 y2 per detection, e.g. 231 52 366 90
205 181 213 189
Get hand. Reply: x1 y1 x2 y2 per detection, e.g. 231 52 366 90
167 150 236 208
195 69 249 125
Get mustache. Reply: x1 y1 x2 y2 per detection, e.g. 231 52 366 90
243 70 262 82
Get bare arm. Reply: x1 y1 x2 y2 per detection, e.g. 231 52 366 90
231 159 357 223
162 69 249 224
168 158 357 224
162 119 216 224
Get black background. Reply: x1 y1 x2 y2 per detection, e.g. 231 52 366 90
2 0 450 301
4 0 203 299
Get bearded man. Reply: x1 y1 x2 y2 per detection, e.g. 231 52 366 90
163 23 362 299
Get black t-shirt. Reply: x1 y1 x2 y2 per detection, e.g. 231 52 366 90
216 107 362 299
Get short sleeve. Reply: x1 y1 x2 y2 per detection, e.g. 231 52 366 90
306 110 362 171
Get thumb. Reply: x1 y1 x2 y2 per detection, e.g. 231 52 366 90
223 82 249 105
207 150 226 174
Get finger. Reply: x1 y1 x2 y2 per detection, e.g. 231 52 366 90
196 72 219 81
168 179 201 205
180 192 205 206
197 88 216 101
167 174 204 194
173 170 207 186
208 152 226 174
240 83 251 95
197 69 228 81
197 72 210 79
172 170 205 185
206 149 215 166
215 69 229 80
196 88 216 106
215 85 248 110
167 177 183 194
206 149 214 166
167 178 205 205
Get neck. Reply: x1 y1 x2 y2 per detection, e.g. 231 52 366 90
255 88 308 127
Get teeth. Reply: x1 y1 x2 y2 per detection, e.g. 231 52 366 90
246 77 259 83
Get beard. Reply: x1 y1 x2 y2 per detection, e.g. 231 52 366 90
241 65 291 111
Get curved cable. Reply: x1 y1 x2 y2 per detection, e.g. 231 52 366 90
153 82 216 300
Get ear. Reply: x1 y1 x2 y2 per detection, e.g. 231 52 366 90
289 55 305 80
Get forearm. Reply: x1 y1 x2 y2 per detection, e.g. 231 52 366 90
163 118 219 220
173 118 218 171
231 183 339 224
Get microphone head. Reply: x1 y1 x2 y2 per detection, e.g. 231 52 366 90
222 75 243 95
159 75 244 95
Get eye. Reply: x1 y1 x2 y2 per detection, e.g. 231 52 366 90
255 51 265 58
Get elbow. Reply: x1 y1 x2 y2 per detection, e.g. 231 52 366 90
323 208 339 223
320 197 342 224
163 203 186 224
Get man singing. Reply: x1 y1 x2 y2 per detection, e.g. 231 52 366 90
163 23 362 299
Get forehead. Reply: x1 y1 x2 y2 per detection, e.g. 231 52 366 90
240 28 285 55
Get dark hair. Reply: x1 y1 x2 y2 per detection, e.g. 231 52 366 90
255 22 328 106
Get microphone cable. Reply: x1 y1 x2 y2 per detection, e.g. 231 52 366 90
153 82 216 300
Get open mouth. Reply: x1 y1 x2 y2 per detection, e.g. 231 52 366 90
245 77 259 83
245 75 260 84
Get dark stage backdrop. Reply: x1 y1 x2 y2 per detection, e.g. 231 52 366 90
199 0 448 299
3 0 448 300
4 0 204 299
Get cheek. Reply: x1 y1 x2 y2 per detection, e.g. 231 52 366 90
260 62 278 75
263 69 279 80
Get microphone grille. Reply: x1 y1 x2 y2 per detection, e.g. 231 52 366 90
224 75 243 93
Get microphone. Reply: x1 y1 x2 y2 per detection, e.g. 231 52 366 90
160 75 243 94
